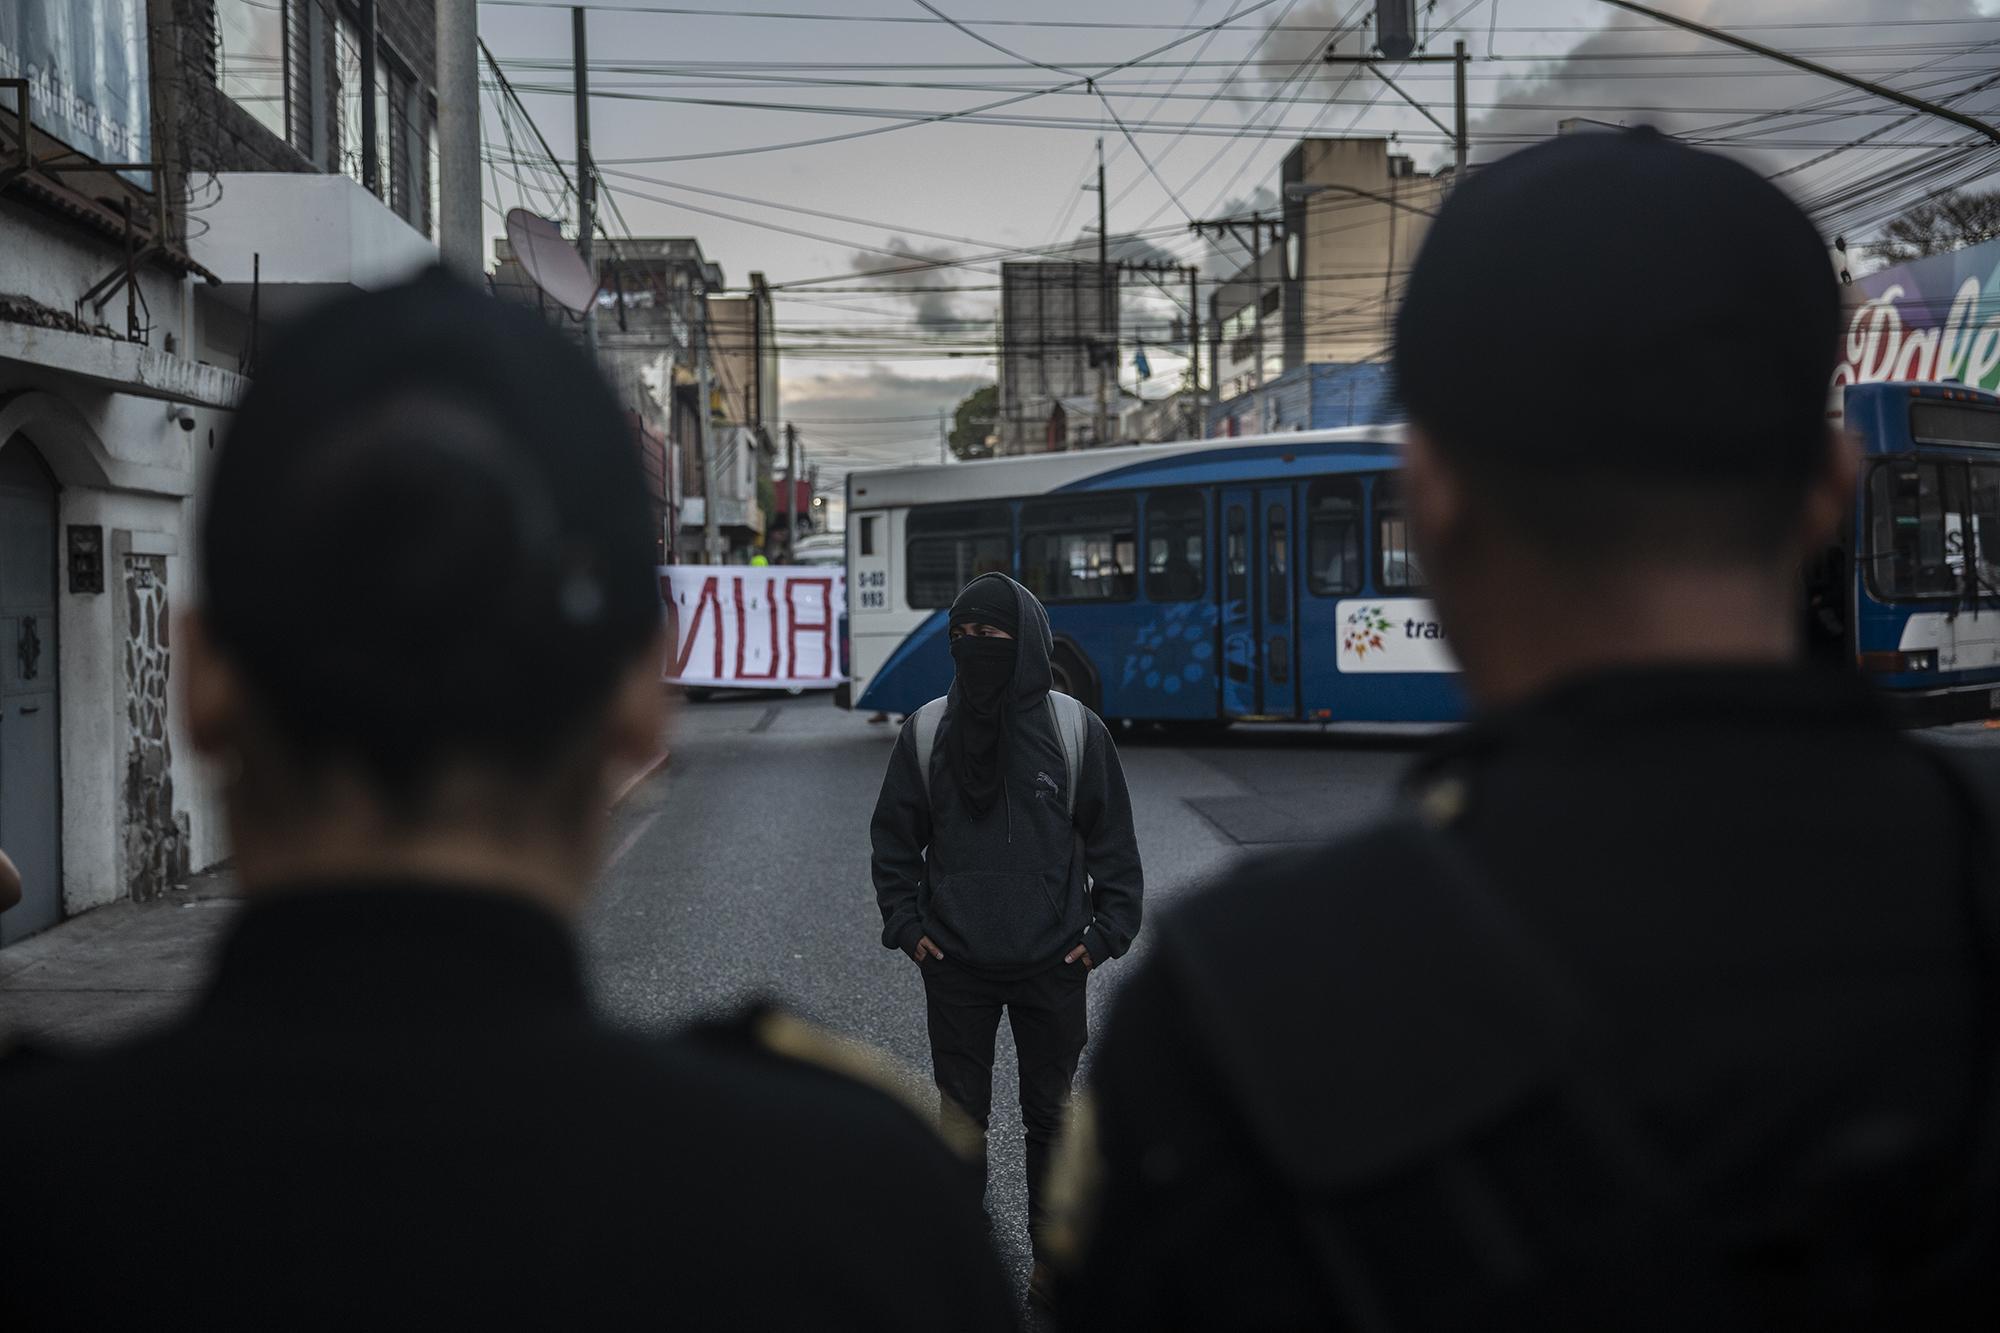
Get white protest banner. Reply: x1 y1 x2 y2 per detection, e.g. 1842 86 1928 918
661 566 846 689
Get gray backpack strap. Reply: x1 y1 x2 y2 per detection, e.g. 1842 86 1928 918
1048 691 1086 818
911 697 949 808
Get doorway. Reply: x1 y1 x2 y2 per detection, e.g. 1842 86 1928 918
0 439 61 944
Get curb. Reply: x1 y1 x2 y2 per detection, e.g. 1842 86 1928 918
612 749 672 808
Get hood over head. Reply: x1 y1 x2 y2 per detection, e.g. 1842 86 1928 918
948 572 1051 705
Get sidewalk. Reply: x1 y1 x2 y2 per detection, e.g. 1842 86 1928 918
0 750 672 1051
0 869 240 1048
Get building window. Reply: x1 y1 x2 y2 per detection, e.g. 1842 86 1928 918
1375 477 1425 592
214 0 289 138
335 11 370 191
1145 490 1204 601
1021 496 1137 603
907 504 1011 608
1306 479 1361 595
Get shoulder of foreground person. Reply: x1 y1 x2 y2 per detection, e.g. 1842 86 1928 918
664 1004 1019 1327
668 1001 984 1161
1060 822 1587 1243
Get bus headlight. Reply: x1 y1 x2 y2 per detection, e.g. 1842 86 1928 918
1857 649 1939 674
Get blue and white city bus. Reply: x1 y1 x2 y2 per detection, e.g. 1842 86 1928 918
1835 380 2000 720
836 427 1466 726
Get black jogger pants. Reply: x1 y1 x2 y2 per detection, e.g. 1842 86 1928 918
919 955 1089 1260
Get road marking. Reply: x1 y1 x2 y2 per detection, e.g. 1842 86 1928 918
750 705 782 734
612 750 671 807
606 810 663 871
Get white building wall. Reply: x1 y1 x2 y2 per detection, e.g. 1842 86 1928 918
1 203 234 925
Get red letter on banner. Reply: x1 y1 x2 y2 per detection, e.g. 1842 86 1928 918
785 576 835 679
735 575 781 680
671 576 725 679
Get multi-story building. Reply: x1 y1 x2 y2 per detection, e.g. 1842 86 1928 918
995 261 1126 454
1208 138 1448 436
493 235 776 565
0 0 437 943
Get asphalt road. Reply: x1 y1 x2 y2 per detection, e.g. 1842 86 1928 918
581 691 2000 1302
582 691 1425 1295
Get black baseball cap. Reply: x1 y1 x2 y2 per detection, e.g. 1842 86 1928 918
202 267 661 787
1394 127 1841 490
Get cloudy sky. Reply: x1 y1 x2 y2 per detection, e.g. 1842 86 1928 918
474 0 2000 487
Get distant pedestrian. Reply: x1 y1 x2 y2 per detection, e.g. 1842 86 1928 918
751 550 770 567
0 270 1015 1331
1053 129 2000 1328
872 572 1143 1306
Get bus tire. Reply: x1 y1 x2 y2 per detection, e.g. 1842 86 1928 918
1050 642 1102 715
682 687 713 703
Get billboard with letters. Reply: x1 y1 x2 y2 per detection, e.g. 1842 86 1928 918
0 0 152 185
663 566 847 690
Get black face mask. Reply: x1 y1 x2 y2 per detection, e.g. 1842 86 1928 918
951 635 1015 709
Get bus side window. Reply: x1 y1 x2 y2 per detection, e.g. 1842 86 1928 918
1375 476 1426 593
1306 479 1361 596
907 503 1012 608
1020 496 1138 602
1145 490 1204 601
859 516 877 556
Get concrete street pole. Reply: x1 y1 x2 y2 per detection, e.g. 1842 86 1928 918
1095 137 1110 448
435 0 482 280
573 7 597 354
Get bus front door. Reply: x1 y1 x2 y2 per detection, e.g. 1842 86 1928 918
1219 488 1298 718
1258 487 1298 717
1219 491 1257 716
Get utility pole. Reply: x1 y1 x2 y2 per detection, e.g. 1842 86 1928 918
1453 39 1468 177
698 324 722 564
785 422 799 556
939 408 948 464
1095 137 1111 448
435 0 482 279
1188 214 1282 430
572 7 596 354
1187 264 1201 437
1324 43 1471 179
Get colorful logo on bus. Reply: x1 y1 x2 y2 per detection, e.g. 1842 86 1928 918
1342 605 1393 660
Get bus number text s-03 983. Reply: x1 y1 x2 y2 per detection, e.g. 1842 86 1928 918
854 569 888 610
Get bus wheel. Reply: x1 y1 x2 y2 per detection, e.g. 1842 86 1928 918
682 687 713 703
1050 645 1101 714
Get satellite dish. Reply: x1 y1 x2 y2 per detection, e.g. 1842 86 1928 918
505 208 599 315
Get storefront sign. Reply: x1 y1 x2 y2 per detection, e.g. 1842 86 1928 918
662 566 846 689
1833 236 2000 395
0 2 153 186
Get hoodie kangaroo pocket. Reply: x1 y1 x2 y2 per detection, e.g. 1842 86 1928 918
931 871 1064 966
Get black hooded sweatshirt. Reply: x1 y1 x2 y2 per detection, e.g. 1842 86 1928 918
871 574 1144 977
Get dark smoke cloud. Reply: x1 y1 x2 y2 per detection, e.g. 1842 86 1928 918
847 237 975 331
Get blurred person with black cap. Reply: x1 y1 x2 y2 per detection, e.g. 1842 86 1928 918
1050 129 2000 1328
872 571 1143 1306
0 269 1015 1331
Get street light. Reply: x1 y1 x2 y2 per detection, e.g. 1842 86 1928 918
1282 181 1439 220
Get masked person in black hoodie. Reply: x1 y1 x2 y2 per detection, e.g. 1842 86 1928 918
872 572 1143 1304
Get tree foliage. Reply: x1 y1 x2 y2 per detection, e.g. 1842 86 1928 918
1872 189 2000 265
950 385 998 460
